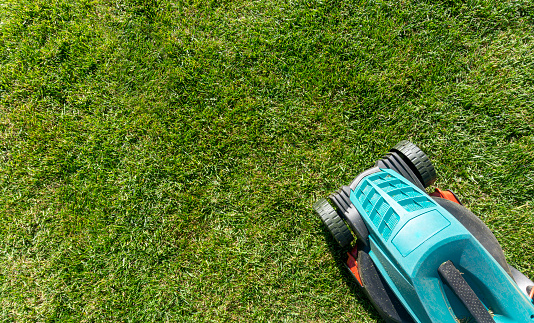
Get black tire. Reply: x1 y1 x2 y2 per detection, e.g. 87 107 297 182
391 140 436 188
313 198 354 248
328 186 352 219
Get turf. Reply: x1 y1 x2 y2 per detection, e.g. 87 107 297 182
0 0 533 321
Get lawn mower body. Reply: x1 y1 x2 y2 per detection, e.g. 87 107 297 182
313 141 534 323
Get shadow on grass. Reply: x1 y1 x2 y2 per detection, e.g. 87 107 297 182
318 222 383 322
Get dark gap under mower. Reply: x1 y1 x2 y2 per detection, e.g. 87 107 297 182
313 141 534 323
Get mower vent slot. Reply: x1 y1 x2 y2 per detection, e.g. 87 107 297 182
356 179 400 241
377 201 389 216
369 191 380 204
363 199 373 214
390 189 407 201
366 172 437 213
400 200 423 212
378 183 396 192
371 212 381 227
362 184 372 195
355 171 442 242
379 222 392 240
406 190 419 198
398 196 435 212
385 187 435 213
384 209 399 229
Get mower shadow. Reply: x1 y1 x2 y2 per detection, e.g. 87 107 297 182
319 222 383 322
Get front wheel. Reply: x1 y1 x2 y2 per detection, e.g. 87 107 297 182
313 198 354 248
391 140 437 188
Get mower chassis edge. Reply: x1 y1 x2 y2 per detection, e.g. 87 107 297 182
510 266 534 297
349 167 381 191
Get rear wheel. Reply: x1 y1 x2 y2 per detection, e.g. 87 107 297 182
391 140 437 188
313 198 354 248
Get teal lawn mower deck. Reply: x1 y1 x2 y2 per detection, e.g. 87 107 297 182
313 141 534 323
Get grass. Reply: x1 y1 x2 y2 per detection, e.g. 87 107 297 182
0 0 533 321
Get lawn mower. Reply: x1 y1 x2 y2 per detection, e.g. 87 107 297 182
313 141 534 323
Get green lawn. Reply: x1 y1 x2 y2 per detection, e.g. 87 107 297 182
0 0 533 321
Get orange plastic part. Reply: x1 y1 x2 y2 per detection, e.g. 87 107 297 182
347 246 363 286
429 188 461 205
